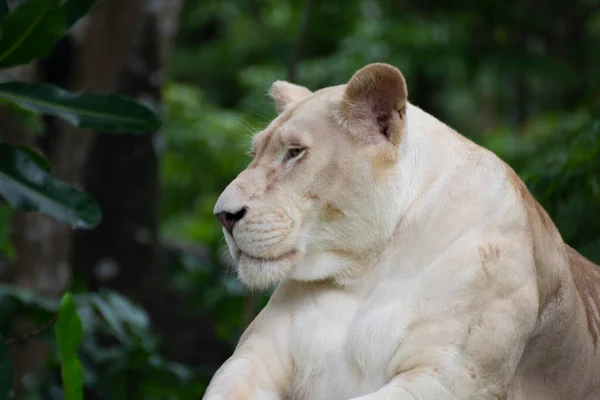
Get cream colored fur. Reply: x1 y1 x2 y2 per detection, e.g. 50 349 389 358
205 63 600 400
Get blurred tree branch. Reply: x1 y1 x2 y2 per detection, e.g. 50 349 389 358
287 0 315 83
5 315 57 347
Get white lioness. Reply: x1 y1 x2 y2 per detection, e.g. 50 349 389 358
206 63 600 400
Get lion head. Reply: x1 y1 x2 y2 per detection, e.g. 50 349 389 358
214 63 410 289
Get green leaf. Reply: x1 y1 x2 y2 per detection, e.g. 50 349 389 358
0 82 162 133
61 0 99 30
9 144 51 172
56 293 82 355
0 143 102 229
0 204 16 262
0 0 65 68
0 1 9 22
0 98 45 136
0 283 59 313
56 292 83 400
89 295 129 343
88 291 156 350
0 333 13 400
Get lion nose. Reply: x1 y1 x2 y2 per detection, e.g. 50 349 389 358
215 207 247 235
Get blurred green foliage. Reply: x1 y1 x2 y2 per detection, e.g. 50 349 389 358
161 83 257 247
0 285 206 400
1 0 599 398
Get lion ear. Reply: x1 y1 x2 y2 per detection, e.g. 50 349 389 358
269 81 313 114
337 63 408 145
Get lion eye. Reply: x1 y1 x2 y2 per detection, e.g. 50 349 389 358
286 147 305 160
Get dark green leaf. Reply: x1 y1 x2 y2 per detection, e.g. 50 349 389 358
103 291 151 334
0 143 101 229
0 284 57 329
89 295 129 343
61 0 99 30
56 292 83 400
0 334 13 400
88 291 156 351
0 204 16 262
0 82 162 133
0 0 65 68
10 144 51 171
0 284 59 313
0 1 8 22
0 98 45 136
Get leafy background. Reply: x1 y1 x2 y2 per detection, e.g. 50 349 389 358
1 0 599 399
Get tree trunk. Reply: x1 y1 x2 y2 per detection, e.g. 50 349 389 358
71 0 230 371
72 3 167 309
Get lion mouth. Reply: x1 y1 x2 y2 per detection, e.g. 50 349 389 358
238 249 298 263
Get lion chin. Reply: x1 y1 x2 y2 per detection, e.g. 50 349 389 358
223 230 297 290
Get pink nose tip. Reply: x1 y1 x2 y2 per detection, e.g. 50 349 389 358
215 207 247 234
